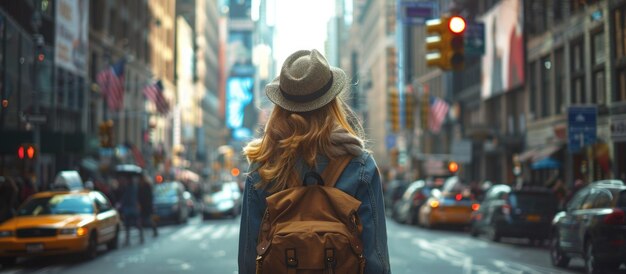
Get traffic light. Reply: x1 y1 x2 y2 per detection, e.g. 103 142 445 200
425 15 466 70
98 120 115 148
17 144 36 159
405 94 415 129
448 161 459 173
388 89 400 132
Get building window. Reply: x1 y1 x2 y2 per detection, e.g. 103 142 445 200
529 61 537 120
618 68 626 102
554 48 565 114
591 31 605 105
90 0 103 31
616 6 626 59
571 39 585 104
526 0 548 37
614 5 626 102
540 55 551 117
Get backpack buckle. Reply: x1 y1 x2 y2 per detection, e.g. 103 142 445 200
285 248 298 268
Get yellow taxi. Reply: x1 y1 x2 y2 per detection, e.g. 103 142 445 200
418 190 480 228
0 190 120 265
417 175 481 229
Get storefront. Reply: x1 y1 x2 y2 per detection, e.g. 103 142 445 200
520 123 567 186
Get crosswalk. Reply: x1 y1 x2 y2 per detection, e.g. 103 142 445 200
166 221 240 242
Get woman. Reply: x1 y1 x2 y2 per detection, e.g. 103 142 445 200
238 49 390 273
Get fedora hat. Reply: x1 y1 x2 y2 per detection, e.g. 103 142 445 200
266 49 348 112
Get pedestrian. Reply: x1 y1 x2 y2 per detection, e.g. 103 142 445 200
238 50 390 273
139 175 158 238
0 176 18 223
117 174 144 245
551 178 568 209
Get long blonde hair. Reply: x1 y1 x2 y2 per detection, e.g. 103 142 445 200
243 98 363 193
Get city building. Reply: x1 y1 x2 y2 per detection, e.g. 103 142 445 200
346 0 400 168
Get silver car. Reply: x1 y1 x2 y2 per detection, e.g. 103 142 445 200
201 182 242 219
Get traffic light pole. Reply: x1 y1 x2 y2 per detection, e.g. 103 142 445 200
33 34 43 190
32 2 43 189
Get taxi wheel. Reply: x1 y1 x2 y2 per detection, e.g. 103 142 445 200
84 233 98 260
107 226 119 250
0 257 16 267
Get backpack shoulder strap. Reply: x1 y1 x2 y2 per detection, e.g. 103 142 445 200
321 156 352 188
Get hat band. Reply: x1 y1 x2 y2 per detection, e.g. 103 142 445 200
279 74 334 103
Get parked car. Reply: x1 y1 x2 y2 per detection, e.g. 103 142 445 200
392 180 438 225
550 180 626 274
418 177 478 228
470 184 558 244
153 182 189 224
0 190 121 267
202 182 242 219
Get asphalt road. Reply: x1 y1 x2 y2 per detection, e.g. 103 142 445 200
0 216 618 274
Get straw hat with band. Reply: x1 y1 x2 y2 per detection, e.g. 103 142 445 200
266 49 348 113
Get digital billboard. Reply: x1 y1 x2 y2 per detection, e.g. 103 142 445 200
226 77 254 140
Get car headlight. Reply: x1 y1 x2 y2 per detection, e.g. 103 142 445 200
0 230 13 238
217 200 235 210
59 227 88 236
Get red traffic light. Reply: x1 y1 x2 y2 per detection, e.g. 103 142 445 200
37 54 45 62
18 146 25 159
448 16 466 34
448 161 459 173
231 168 240 177
27 146 35 159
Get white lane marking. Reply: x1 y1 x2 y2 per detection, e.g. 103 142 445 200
226 225 239 238
169 225 199 241
188 225 215 241
209 226 228 240
493 260 554 274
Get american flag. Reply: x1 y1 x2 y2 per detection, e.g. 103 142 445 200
96 59 126 111
429 96 449 133
142 80 169 114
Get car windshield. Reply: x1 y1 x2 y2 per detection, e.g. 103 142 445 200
154 183 178 197
509 192 558 212
18 195 94 216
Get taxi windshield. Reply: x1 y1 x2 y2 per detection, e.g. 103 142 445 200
18 195 94 216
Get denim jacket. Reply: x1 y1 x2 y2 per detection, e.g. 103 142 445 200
237 152 391 274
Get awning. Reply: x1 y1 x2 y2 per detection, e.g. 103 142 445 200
531 157 562 170
518 144 564 162
532 144 563 162
518 149 536 162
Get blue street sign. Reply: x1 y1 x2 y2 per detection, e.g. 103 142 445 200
386 135 397 150
568 106 597 153
400 1 438 25
465 23 485 56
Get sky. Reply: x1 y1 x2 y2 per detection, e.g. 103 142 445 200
272 0 335 68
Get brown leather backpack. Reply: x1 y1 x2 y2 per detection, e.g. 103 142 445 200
255 157 365 274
